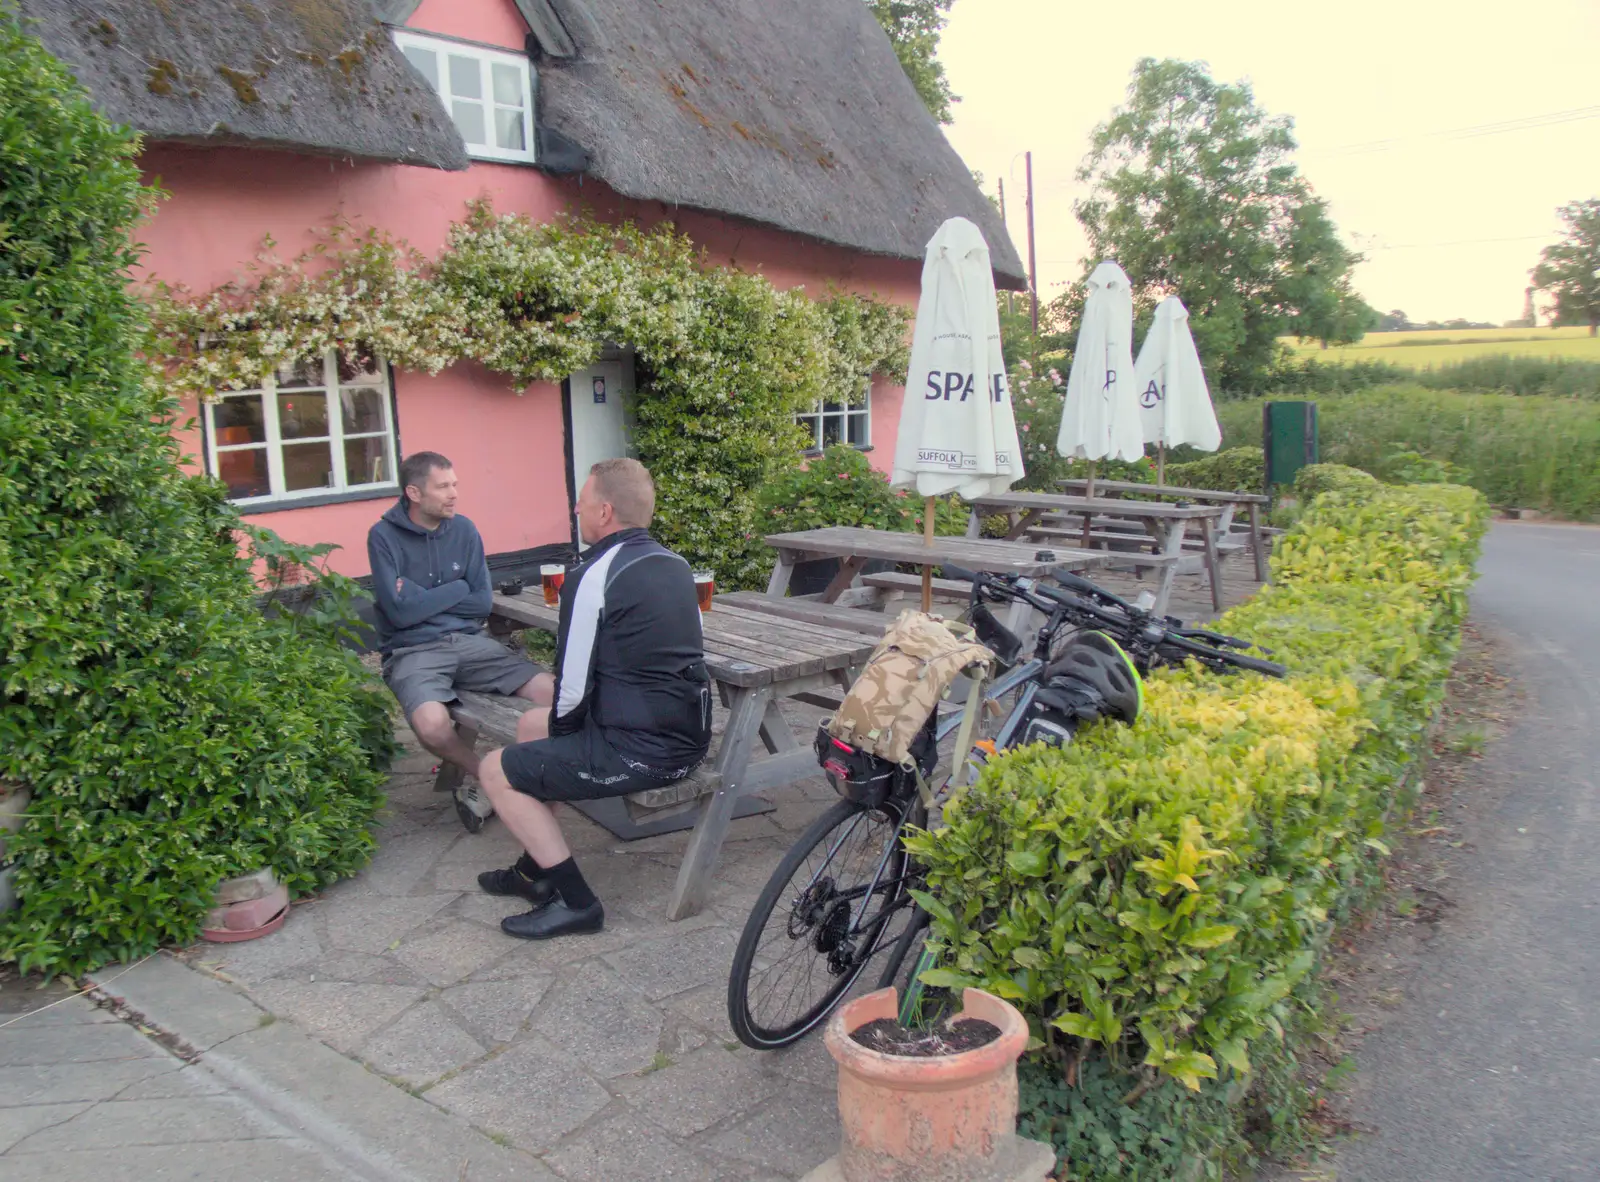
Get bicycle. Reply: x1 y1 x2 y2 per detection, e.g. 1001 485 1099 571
726 570 1286 1050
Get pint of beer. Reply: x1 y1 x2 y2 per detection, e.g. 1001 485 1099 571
540 564 565 606
693 570 714 613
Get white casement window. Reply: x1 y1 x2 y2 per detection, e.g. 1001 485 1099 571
797 387 871 452
203 352 399 505
393 31 536 164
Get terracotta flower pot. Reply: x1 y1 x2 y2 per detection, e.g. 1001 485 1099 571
810 986 1054 1182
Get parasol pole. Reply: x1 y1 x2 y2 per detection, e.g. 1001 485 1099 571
1157 443 1166 486
921 495 936 613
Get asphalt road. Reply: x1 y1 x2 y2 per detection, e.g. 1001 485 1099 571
1331 522 1600 1181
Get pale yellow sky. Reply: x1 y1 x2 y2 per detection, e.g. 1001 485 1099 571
939 0 1600 325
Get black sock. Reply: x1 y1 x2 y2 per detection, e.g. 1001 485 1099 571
542 857 598 910
514 852 545 881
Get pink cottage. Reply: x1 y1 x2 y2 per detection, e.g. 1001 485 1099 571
24 0 1023 579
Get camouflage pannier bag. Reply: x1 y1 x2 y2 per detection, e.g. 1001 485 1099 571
826 609 994 766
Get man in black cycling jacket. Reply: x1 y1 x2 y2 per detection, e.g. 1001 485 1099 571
478 458 712 939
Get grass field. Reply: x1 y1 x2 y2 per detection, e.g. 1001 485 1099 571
1286 325 1600 368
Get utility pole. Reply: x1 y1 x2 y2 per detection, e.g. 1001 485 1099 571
998 178 1013 316
1025 151 1039 348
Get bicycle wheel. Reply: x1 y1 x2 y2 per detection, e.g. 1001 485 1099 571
729 797 920 1049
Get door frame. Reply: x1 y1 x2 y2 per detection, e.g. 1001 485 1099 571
559 375 579 548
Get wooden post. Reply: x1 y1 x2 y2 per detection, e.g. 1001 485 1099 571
921 495 936 613
1081 460 1096 548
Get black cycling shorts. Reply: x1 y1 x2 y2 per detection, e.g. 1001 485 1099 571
500 721 690 802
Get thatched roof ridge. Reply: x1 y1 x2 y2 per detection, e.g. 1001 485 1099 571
15 0 468 170
534 0 1026 286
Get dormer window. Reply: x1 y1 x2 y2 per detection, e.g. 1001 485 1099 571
393 31 536 165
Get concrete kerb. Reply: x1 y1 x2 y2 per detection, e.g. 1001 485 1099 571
85 954 552 1182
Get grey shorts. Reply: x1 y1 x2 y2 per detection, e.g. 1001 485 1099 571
381 631 539 719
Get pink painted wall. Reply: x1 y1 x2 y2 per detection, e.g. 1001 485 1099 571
138 0 920 577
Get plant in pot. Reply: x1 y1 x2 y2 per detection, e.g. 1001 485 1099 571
802 985 1055 1182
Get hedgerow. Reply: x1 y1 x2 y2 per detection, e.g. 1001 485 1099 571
905 478 1487 1176
0 12 395 975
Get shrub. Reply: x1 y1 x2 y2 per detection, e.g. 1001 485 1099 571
1217 384 1600 518
1292 463 1379 502
904 480 1487 1173
0 14 395 975
756 446 966 536
1162 446 1264 493
1412 354 1600 399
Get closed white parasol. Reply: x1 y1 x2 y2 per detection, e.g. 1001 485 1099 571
1134 295 1220 482
890 217 1023 608
1056 261 1142 498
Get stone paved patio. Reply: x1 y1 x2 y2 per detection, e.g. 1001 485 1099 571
180 553 1263 1181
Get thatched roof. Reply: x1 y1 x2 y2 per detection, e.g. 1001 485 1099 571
528 0 1026 286
15 0 468 170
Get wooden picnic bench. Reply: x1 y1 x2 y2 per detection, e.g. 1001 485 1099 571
476 591 878 921
763 525 1116 630
967 492 1230 615
1056 478 1271 582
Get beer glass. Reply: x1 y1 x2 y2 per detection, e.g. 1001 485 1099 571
693 570 715 613
540 564 565 606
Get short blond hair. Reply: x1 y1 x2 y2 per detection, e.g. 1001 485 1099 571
589 457 655 528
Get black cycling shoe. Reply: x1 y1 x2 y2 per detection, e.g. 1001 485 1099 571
501 899 604 940
477 866 556 909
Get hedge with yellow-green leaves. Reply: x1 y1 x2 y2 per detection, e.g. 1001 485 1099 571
906 481 1487 1105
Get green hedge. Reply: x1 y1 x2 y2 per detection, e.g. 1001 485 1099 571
1216 385 1600 518
757 446 967 536
1161 447 1264 493
0 13 395 975
905 478 1486 1176
1292 463 1379 502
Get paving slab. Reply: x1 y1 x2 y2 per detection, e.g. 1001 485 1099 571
0 1018 166 1067
701 1080 840 1174
528 960 665 1078
545 1109 739 1181
247 980 425 1055
358 1001 485 1088
0 1139 358 1182
440 975 553 1044
323 891 458 955
425 1036 612 1153
0 1056 185 1107
393 917 516 986
603 925 741 1001
616 1044 784 1137
0 1101 93 1153
10 1094 287 1152
198 909 325 984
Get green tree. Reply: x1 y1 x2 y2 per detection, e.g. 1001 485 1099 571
1532 199 1600 336
1074 58 1368 386
0 10 394 974
868 0 957 124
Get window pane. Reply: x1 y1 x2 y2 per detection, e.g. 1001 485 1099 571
274 356 324 389
402 45 438 89
282 441 336 492
821 401 845 414
212 394 265 445
277 391 329 440
336 350 383 385
344 437 391 487
448 54 482 98
821 416 843 447
451 99 486 145
340 386 387 434
215 447 270 499
494 107 526 151
491 61 523 105
847 412 870 446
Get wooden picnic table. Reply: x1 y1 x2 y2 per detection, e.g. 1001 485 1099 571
1057 478 1271 582
762 525 1114 629
967 491 1231 614
490 591 875 920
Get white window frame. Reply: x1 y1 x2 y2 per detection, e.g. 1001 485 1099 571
393 30 537 165
202 350 399 506
798 385 872 452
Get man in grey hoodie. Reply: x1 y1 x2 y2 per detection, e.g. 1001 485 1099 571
368 451 544 831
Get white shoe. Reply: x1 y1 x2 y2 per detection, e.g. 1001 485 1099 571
454 779 494 833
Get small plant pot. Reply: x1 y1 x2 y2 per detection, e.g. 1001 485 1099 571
807 986 1054 1182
